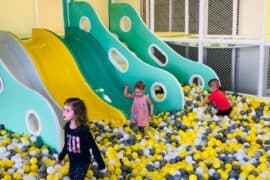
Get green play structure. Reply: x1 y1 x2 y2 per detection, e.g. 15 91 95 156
62 0 184 118
109 3 219 90
0 58 62 152
0 0 221 153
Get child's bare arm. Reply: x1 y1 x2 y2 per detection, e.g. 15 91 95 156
147 96 154 116
124 84 133 98
201 98 209 106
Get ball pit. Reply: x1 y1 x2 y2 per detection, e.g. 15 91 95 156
1 85 270 179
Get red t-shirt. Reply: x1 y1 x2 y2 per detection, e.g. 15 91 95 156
208 89 231 111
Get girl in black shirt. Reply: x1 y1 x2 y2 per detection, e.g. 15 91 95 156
58 97 106 179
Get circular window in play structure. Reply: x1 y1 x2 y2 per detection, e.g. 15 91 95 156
189 75 205 88
148 44 168 66
0 76 3 94
120 16 132 32
108 48 129 73
26 111 41 136
151 82 167 102
79 16 91 32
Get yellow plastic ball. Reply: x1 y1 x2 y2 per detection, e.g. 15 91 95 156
2 138 11 144
5 160 13 168
202 173 209 179
115 168 122 175
186 164 194 172
21 135 29 142
0 130 8 136
135 176 143 180
225 163 232 170
30 164 38 172
193 153 201 160
179 149 187 157
23 164 31 173
46 174 54 180
108 165 115 172
109 175 118 180
189 174 197 180
86 170 93 177
213 160 221 169
30 157 38 165
114 161 121 168
13 172 22 180
28 172 37 177
59 165 68 175
132 152 138 159
239 172 248 179
2 174 12 180
0 160 5 167
220 171 228 179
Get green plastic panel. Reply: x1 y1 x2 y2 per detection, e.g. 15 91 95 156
62 0 185 116
109 3 219 90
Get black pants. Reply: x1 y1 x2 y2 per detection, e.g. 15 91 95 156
69 163 89 180
217 107 232 116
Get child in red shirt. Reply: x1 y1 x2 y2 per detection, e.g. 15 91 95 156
202 79 232 116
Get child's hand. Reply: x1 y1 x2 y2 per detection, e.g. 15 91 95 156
201 98 208 106
125 84 129 89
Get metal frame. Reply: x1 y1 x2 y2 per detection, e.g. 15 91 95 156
169 0 172 32
147 0 269 96
149 0 155 32
34 0 39 27
258 0 267 96
185 0 189 34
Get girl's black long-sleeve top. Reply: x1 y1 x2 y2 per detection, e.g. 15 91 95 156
58 123 105 170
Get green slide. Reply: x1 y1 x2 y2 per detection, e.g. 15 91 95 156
62 0 184 117
109 3 219 91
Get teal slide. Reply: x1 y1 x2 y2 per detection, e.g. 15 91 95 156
0 31 63 152
0 59 62 152
62 0 184 117
109 3 219 91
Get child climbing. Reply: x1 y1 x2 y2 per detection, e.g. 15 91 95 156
124 81 154 133
201 78 232 116
58 97 106 180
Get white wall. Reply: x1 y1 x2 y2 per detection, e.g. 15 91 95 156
0 0 109 37
238 0 262 39
237 47 260 94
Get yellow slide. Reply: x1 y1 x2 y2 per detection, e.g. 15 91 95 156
22 29 125 125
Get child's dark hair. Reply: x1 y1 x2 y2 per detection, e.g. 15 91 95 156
134 81 146 90
64 97 89 128
208 78 224 91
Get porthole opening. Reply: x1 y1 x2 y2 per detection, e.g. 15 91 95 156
151 83 167 102
79 16 91 32
0 76 3 94
149 45 168 66
108 48 129 73
189 75 204 88
26 111 41 136
120 16 132 32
